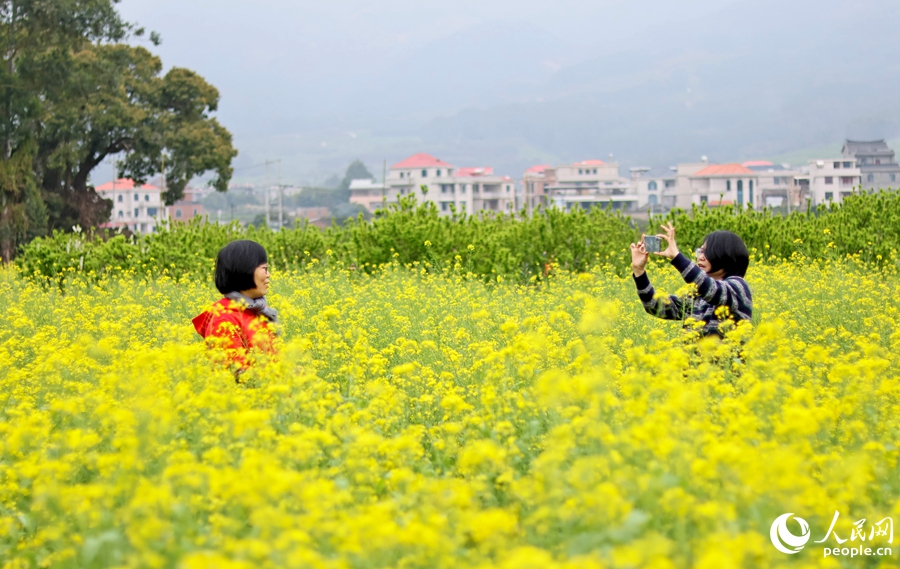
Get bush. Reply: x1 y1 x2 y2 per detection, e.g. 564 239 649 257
15 191 900 285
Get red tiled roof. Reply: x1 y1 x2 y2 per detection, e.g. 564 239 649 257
576 159 605 166
693 164 754 176
391 153 454 169
456 167 494 177
525 164 551 174
741 160 773 167
95 178 160 192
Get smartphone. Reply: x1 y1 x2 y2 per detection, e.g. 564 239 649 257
643 235 661 253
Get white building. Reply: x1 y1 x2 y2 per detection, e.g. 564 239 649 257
795 158 862 206
385 153 515 215
743 161 800 209
96 178 164 234
630 166 677 212
533 159 636 212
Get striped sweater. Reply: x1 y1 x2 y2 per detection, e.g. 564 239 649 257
633 253 752 337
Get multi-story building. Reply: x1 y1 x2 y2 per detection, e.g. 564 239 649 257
743 161 800 209
665 160 801 210
521 165 553 212
630 166 677 212
348 179 385 213
166 187 206 223
662 160 745 209
794 158 862 206
841 139 899 191
529 159 636 212
385 153 515 215
96 178 164 234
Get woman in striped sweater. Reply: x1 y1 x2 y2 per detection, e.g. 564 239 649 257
630 222 752 338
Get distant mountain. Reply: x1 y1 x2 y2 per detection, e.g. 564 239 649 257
219 0 900 185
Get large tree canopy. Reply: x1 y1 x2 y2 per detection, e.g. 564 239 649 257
1 0 236 261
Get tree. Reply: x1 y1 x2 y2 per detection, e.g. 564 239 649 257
0 0 236 261
2 0 129 261
339 159 373 191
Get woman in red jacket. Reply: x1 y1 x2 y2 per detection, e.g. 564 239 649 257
192 240 279 376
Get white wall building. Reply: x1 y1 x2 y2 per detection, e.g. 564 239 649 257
385 153 515 215
96 178 164 234
630 166 677 212
539 159 636 211
795 158 862 206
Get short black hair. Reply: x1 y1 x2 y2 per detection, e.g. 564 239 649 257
703 230 749 278
214 240 268 294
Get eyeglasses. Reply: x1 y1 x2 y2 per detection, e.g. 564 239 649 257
695 248 706 259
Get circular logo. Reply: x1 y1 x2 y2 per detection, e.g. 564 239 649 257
770 513 811 554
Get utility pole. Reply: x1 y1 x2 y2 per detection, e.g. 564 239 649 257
264 161 270 228
263 159 280 228
278 160 284 230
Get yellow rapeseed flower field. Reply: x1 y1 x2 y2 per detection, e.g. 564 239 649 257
0 257 897 568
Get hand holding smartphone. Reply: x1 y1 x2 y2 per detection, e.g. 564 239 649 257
643 235 661 253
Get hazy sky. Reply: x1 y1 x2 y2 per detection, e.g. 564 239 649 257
105 0 900 185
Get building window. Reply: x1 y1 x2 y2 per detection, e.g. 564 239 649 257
147 207 158 217
593 169 597 174
118 194 123 203
892 174 897 182
833 161 840 169
421 169 427 177
460 185 466 194
664 180 675 188
824 177 833 184
134 193 139 201
841 177 855 185
726 180 731 191
843 161 852 168
436 169 441 177
176 209 182 218
145 194 150 201
868 174 875 183
399 172 404 178
649 194 658 205
773 177 780 185
699 195 708 204
578 169 583 174
876 160 881 165
118 211 123 218
441 202 449 212
825 192 833 201
648 181 658 191
737 180 743 204
506 185 510 193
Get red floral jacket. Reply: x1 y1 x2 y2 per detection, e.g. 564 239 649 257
192 298 278 371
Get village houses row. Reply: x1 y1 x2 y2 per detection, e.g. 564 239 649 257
96 139 899 234
350 139 899 216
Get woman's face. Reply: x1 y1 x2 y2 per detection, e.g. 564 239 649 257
241 263 270 298
696 242 712 273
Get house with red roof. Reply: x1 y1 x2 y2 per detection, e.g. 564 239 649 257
522 165 554 212
96 178 164 234
378 153 516 215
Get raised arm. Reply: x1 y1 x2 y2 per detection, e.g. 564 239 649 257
671 253 752 320
633 271 690 321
